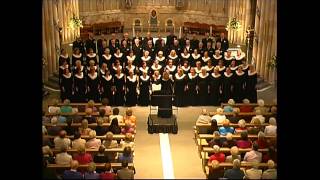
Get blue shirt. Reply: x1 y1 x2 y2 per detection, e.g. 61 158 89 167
224 168 245 179
224 106 233 112
219 126 235 135
84 172 100 179
62 170 83 179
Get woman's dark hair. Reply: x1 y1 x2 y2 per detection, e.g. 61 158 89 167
252 142 259 151
74 131 81 139
123 146 132 157
101 98 109 106
211 119 218 132
241 131 248 141
109 118 121 134
99 109 106 117
113 108 120 115
66 118 73 126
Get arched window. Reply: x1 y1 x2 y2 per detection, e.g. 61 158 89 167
167 19 173 26
134 19 141 26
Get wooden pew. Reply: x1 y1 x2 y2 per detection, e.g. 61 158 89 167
208 112 276 121
47 103 103 112
198 134 276 140
45 112 100 116
221 103 276 108
195 122 269 128
43 122 125 128
51 148 131 155
43 134 132 141
47 163 134 170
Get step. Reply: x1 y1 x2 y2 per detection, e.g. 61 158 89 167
48 75 59 83
53 71 59 78
44 81 60 90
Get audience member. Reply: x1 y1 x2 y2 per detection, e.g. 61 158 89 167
208 131 223 147
62 160 83 179
85 130 102 149
254 131 268 149
79 119 92 135
60 99 73 113
245 163 262 179
243 142 262 163
109 118 121 134
225 146 241 163
94 145 110 165
121 122 135 134
120 133 135 148
100 98 112 116
264 117 277 136
224 99 235 112
254 99 269 113
234 119 247 134
222 133 236 148
95 118 108 136
218 119 234 135
54 130 71 150
42 145 55 164
109 108 124 123
47 117 62 136
247 117 262 135
207 119 219 134
262 160 277 179
72 131 86 150
236 131 252 149
118 146 133 163
239 99 253 112
73 145 93 164
84 108 97 124
55 144 72 165
228 108 240 123
223 159 245 179
208 145 225 164
48 99 61 113
64 118 76 136
211 108 226 124
207 160 224 179
84 162 100 179
124 108 137 128
100 162 117 180
196 109 211 124
117 161 134 179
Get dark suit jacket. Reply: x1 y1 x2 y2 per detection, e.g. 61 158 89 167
216 38 229 52
117 168 134 179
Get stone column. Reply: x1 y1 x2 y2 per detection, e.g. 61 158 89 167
259 1 269 80
53 0 60 73
42 3 48 82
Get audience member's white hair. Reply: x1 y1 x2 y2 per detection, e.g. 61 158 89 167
89 130 97 139
226 133 233 140
233 159 241 168
211 160 220 169
202 109 208 115
258 131 265 139
213 131 220 138
269 117 277 126
267 160 275 169
213 145 220 153
42 145 51 155
51 116 58 124
228 99 235 105
242 99 250 104
230 146 239 156
238 119 246 128
258 99 265 107
216 108 223 114
255 109 262 115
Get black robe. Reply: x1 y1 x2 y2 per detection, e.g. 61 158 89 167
168 55 180 66
224 56 234 68
190 54 201 67
120 46 131 57
114 73 125 106
246 71 258 103
86 73 100 102
155 56 166 67
126 55 138 67
141 56 152 67
212 55 223 66
59 55 70 66
222 72 234 103
180 53 191 66
151 76 162 106
150 65 163 76
181 66 191 75
138 67 150 76
124 65 136 76
186 73 198 106
197 73 209 105
209 73 222 106
101 54 112 69
132 44 143 62
86 54 98 66
234 71 246 103
72 54 83 66
158 78 173 118
174 74 187 107
73 73 86 102
165 65 177 76
100 74 114 105
85 38 96 53
138 75 151 106
60 73 73 101
235 54 246 66
73 40 85 54
125 75 138 106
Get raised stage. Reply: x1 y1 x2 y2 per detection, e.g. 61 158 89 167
147 114 178 134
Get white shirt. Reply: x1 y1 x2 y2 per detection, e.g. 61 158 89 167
196 115 211 124
243 150 262 163
211 114 226 124
253 115 265 124
264 125 277 136
55 152 72 165
262 169 277 179
72 138 86 150
109 115 124 123
85 138 102 149
54 137 71 150
246 168 262 179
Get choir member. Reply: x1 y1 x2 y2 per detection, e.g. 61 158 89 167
141 50 152 67
151 70 162 106
204 57 213 73
158 71 174 118
108 33 120 48
206 42 215 57
112 60 123 75
165 59 177 75
97 34 107 57
100 68 114 105
125 60 136 76
72 48 83 66
109 39 119 55
132 38 143 62
120 40 131 57
212 50 223 66
209 67 222 106
138 71 151 106
151 60 163 75
216 32 229 52
143 32 154 48
155 38 168 57
155 51 166 67
155 34 164 50
224 50 233 69
59 61 70 81
59 49 70 66
114 48 125 66
184 39 193 53
186 67 198 106
86 48 98 66
191 49 201 67
126 50 137 67
201 51 211 66
132 31 143 44
217 59 226 75
241 59 249 74
139 61 150 76
85 33 96 53
222 67 234 103
214 42 223 56
125 70 138 106
197 41 205 56
202 32 213 48
180 48 191 66
86 60 97 73
190 33 200 50
246 65 257 103
181 61 191 74
230 60 238 74
72 37 85 54
234 66 246 103
174 68 187 107
166 30 177 47
121 32 131 46
114 68 125 106
73 60 85 75
195 61 202 74
73 68 87 102
170 40 182 56
197 67 209 105
235 50 246 66
168 49 179 66
178 33 188 48
144 40 156 60
60 68 73 101
99 63 107 77
101 48 112 69
86 67 100 102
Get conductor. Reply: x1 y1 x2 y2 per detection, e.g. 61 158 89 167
158 71 174 118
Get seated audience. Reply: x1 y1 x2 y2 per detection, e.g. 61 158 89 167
247 117 262 135
208 131 224 147
207 160 224 179
253 109 265 124
72 131 86 150
264 117 277 136
228 108 240 123
86 100 98 112
84 162 100 179
236 131 252 149
234 119 247 134
94 145 109 164
207 119 219 134
124 108 137 128
222 133 236 148
73 145 93 164
48 99 61 113
62 160 83 179
118 146 133 163
225 146 241 163
262 146 277 163
219 119 234 135
84 108 97 124
208 145 225 164
47 117 62 136
109 108 124 123
100 162 117 180
42 159 58 179
103 132 119 148
64 118 76 136
100 98 112 116
224 99 235 112
109 118 122 134
254 99 269 113
54 130 71 150
97 108 109 123
262 160 277 179
85 130 102 149
121 122 135 134
243 142 262 163
211 108 226 124
239 99 253 112
117 161 134 179
42 111 50 123
196 109 211 124
120 133 135 148
223 159 245 179
42 145 55 164
55 144 72 165
79 119 92 135
254 131 268 149
245 164 262 179
60 99 73 113
95 118 108 136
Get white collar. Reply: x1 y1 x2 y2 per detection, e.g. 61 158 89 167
248 71 257 76
141 56 151 61
188 73 198 79
235 53 245 60
168 55 178 59
140 75 150 81
205 65 214 71
62 73 71 78
115 73 124 79
75 72 84 79
230 66 238 70
75 66 84 71
87 53 96 58
198 73 208 78
103 54 112 60
181 53 190 58
156 56 165 61
213 55 222 59
202 56 210 62
175 73 186 79
153 75 161 80
241 64 249 70
114 53 123 58
60 54 69 58
102 74 112 81
151 64 162 70
191 53 201 59
59 65 69 70
139 66 149 72
211 73 221 78
113 66 122 71
236 71 245 76
127 55 136 61
219 66 226 71
127 75 137 82
100 69 106 74
224 56 234 60
195 67 202 74
224 72 233 77
88 72 98 79
181 66 190 71
87 66 97 71
126 65 136 71
72 53 82 58
166 65 176 71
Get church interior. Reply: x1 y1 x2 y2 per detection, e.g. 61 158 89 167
42 0 277 179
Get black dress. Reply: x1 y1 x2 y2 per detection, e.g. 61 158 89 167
222 72 234 103
87 72 100 102
73 72 87 102
212 55 223 66
138 66 150 76
150 64 163 76
181 66 190 74
168 55 180 66
101 54 112 69
86 53 98 66
191 53 201 67
197 73 209 105
126 55 138 67
201 56 211 66
234 71 246 103
155 56 166 67
235 54 246 66
158 78 173 118
100 74 114 105
174 73 187 107
246 71 258 103
165 65 177 76
60 73 73 101
125 65 136 76
141 56 152 67
138 75 151 106
209 73 222 106
187 73 198 106
125 75 138 106
151 75 162 106
59 54 70 66
72 53 83 66
180 53 191 66
223 56 234 68
114 73 125 106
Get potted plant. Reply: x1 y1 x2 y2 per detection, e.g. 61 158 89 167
68 14 83 30
267 55 277 69
226 17 241 31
